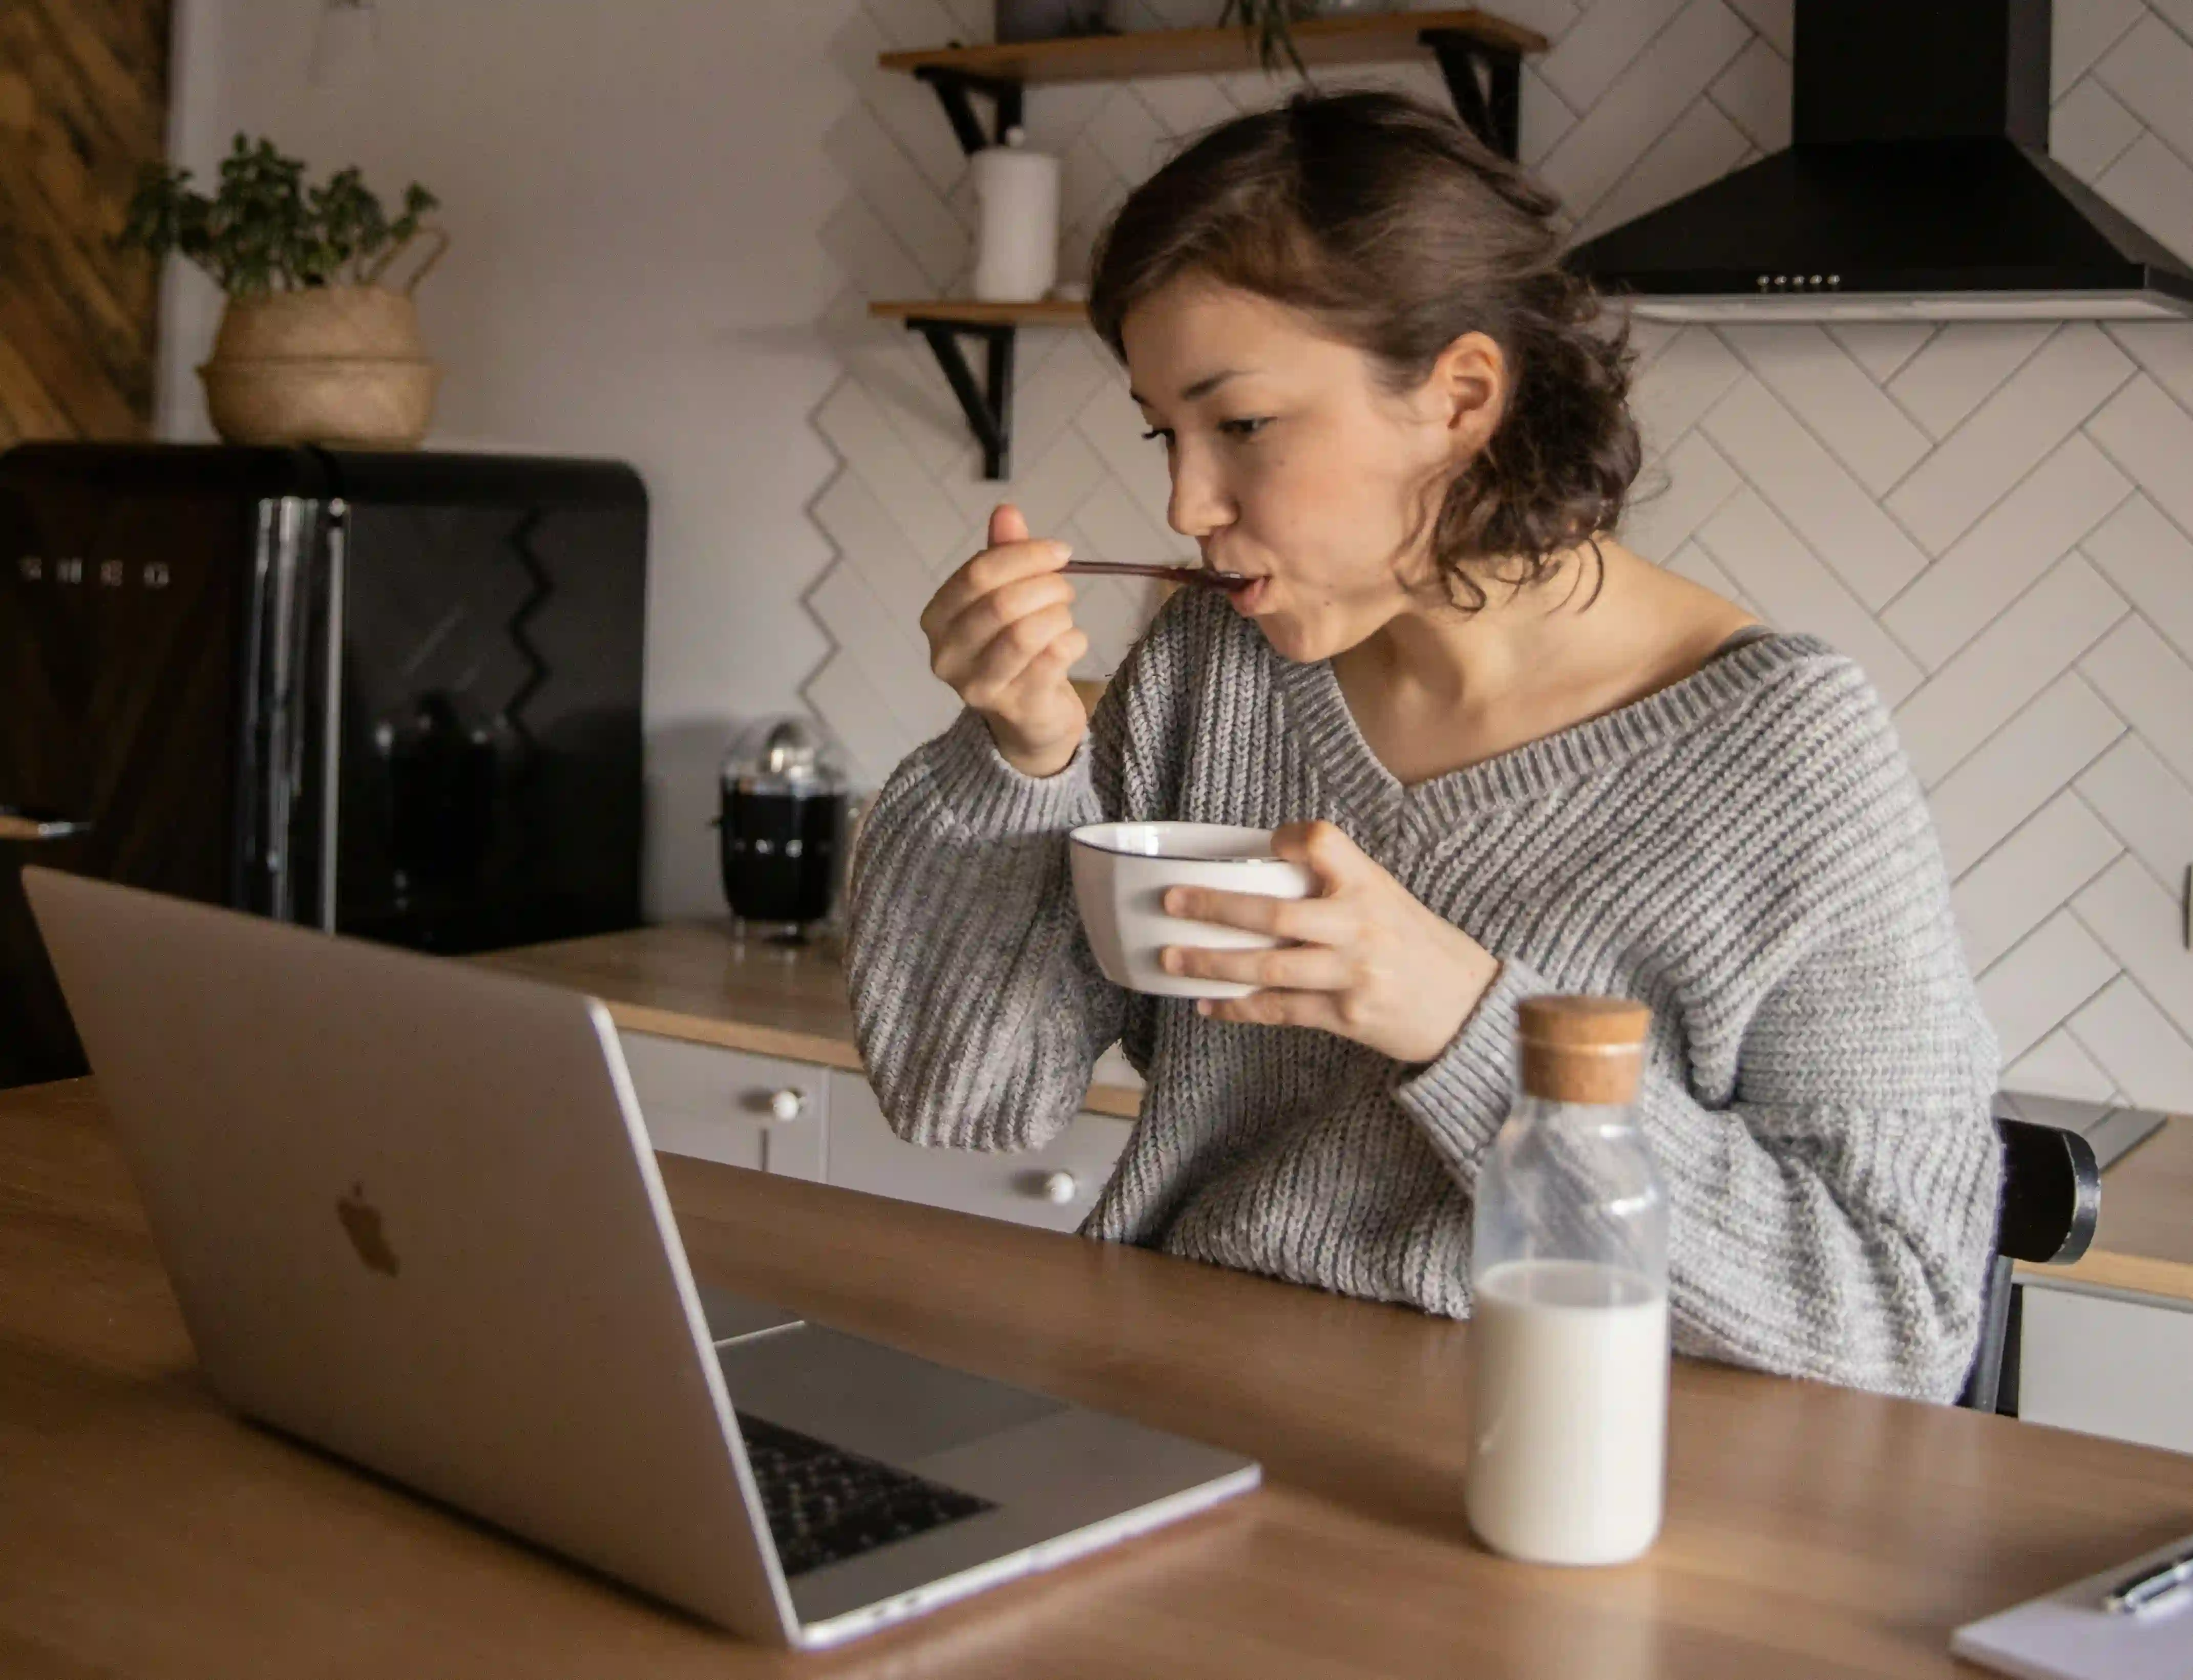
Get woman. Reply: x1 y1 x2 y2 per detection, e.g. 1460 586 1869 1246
847 92 2001 1403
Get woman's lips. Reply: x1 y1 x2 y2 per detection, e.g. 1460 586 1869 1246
1229 576 1270 614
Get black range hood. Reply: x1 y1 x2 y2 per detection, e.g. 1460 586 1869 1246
1567 0 2193 322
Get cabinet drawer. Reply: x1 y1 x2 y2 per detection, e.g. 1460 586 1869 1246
2018 1281 2193 1456
826 1071 1133 1232
616 1032 826 1181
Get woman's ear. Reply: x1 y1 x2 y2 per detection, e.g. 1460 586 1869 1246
1431 331 1507 461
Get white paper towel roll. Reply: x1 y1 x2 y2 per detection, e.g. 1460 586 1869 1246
971 130 1061 304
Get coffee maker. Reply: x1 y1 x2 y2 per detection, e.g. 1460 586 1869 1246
718 715 850 945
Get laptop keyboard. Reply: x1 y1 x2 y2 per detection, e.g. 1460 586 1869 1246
736 1414 996 1578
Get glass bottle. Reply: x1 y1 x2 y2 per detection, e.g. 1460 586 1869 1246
1465 995 1670 1566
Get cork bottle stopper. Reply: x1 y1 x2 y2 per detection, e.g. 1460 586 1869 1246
1516 995 1650 1105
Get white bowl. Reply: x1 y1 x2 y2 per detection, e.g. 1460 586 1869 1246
1069 822 1314 1000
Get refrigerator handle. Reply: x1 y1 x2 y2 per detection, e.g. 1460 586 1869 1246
317 499 346 932
237 496 318 922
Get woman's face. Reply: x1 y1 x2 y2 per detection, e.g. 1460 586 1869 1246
1121 275 1498 663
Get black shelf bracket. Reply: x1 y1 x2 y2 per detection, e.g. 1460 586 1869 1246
890 31 1527 471
921 41 1520 161
1421 31 1523 161
915 65 1026 155
904 317 1018 479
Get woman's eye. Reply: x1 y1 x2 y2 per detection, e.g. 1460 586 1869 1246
1140 419 1268 445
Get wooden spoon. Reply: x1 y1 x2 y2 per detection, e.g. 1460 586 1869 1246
1062 560 1253 593
0 812 90 843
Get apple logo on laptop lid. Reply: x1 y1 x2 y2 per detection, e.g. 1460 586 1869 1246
337 1183 400 1277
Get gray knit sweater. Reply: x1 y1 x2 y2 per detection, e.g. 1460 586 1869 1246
847 587 2004 1403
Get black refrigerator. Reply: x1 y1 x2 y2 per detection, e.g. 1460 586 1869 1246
0 443 648 1088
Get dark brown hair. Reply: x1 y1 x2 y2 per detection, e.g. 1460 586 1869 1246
1089 90 1640 609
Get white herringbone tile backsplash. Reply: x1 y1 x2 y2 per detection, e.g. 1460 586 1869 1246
810 0 2193 1111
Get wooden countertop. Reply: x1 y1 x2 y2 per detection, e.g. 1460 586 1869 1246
11 1075 2193 1678
481 926 2193 1304
473 922 1145 1120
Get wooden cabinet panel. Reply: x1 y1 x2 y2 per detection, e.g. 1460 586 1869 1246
825 1070 1132 1232
0 0 170 442
617 1031 826 1181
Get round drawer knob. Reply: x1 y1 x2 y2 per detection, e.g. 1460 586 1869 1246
1039 1171 1078 1205
768 1088 807 1122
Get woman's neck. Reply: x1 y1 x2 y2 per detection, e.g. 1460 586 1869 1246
1331 541 1754 785
1349 543 1609 711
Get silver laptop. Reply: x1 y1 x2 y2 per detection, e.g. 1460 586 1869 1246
23 867 1258 1649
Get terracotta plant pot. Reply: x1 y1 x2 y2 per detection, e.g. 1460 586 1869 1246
199 283 440 448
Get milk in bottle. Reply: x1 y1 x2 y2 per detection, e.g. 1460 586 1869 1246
1465 995 1669 1566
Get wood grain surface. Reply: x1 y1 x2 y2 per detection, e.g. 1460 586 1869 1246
8 1076 2193 1677
0 0 169 442
471 921 1146 1119
877 9 1551 85
868 299 1090 326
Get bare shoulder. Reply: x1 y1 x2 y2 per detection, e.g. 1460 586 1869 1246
1605 540 1760 685
1659 557 1756 643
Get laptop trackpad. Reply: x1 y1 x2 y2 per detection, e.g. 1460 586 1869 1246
715 1327 1066 1466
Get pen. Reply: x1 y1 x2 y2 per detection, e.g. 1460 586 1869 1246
2104 1545 2193 1615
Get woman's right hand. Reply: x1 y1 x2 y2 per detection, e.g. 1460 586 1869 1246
920 503 1089 778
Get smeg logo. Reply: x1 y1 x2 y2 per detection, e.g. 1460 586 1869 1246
15 557 171 589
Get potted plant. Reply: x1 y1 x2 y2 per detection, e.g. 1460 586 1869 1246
120 136 448 448
996 1 1114 42
1224 0 1392 76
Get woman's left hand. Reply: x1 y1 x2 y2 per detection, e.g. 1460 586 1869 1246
1160 820 1502 1066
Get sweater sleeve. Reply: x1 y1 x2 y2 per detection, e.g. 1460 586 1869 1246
1395 669 2005 1403
1652 869 2004 1402
844 591 1198 1151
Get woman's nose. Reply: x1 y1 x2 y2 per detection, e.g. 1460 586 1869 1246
1166 445 1234 541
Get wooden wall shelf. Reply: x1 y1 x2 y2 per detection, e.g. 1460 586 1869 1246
872 9 1552 477
879 8 1546 161
877 10 1549 87
869 300 1089 328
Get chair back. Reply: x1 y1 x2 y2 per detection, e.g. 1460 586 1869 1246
1958 1116 2101 1413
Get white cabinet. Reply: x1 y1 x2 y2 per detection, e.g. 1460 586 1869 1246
1092 1042 1145 1093
615 1031 1135 1229
616 1032 827 1181
826 1070 1133 1233
2018 1281 2193 1456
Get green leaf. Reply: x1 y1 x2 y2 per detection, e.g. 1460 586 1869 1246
132 134 439 295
